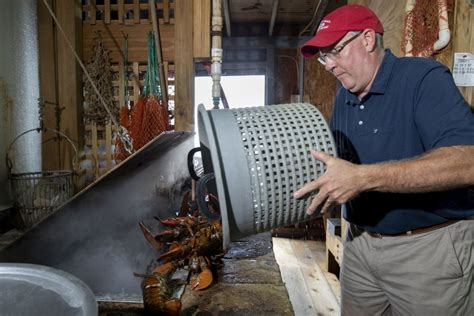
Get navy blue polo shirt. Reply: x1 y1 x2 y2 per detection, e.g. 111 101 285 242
330 49 474 234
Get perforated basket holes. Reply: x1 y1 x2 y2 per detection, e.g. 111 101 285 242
233 103 336 232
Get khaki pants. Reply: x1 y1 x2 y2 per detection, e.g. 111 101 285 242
341 220 474 316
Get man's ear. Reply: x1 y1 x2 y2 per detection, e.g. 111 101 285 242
363 29 377 52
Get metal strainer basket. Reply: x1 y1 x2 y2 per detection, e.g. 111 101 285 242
196 103 336 248
6 128 77 228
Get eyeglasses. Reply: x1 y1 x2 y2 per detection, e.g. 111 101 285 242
317 32 362 66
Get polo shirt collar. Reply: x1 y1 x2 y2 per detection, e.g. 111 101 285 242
345 49 396 106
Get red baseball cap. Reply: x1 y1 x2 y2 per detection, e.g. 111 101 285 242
301 4 384 58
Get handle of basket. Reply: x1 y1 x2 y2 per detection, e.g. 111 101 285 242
6 128 78 173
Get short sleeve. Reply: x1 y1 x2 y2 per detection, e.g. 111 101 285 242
414 66 474 150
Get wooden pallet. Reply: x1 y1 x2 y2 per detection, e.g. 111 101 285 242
82 0 175 26
273 238 341 315
326 218 344 276
84 121 116 180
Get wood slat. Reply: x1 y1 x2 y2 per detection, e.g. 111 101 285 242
84 121 116 179
91 123 99 178
273 238 341 316
104 0 111 23
453 0 474 108
163 0 170 23
305 240 341 302
118 60 125 108
193 0 211 59
56 0 83 170
326 225 343 266
174 0 194 131
118 0 124 24
133 0 140 24
132 62 140 103
105 121 113 169
89 1 96 24
83 23 175 63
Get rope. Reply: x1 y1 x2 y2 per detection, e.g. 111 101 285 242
123 33 130 108
83 34 117 124
41 0 133 154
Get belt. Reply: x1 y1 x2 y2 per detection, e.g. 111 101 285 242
365 219 460 238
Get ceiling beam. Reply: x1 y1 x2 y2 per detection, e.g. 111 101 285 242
222 0 231 37
268 0 279 36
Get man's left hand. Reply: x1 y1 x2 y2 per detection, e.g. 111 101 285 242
294 150 365 215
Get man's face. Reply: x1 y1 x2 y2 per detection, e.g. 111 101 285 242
319 30 370 95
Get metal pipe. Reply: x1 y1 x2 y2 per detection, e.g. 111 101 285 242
211 0 223 108
268 0 279 36
222 0 231 37
298 55 304 102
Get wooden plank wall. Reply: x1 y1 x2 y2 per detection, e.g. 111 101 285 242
274 49 299 104
37 0 210 184
174 0 195 132
38 0 60 171
348 0 405 56
82 1 175 72
193 0 211 60
350 0 472 107
38 0 83 171
453 0 474 107
55 0 84 171
304 58 337 121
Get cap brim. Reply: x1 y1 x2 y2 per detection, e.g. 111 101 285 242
300 31 347 57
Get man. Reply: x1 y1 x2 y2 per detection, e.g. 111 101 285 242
295 4 474 315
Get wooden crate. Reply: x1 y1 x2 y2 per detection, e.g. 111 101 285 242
83 121 116 181
82 0 175 64
326 218 343 276
82 0 175 26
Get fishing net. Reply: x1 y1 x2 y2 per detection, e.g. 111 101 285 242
116 32 169 160
401 0 453 57
83 33 118 125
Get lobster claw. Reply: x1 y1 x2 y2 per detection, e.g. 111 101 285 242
157 217 181 226
190 256 213 290
191 267 213 290
153 261 179 276
157 244 191 263
142 274 182 316
154 229 180 243
161 299 182 316
139 221 163 252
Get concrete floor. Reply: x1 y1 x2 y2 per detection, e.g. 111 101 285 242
180 232 293 316
97 232 294 315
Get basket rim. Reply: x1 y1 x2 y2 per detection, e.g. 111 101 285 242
9 170 74 179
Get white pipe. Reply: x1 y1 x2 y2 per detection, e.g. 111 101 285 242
433 0 450 51
211 0 223 108
403 0 451 57
403 0 416 57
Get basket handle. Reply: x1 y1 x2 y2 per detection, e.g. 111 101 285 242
6 128 78 173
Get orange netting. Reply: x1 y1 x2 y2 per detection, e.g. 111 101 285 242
115 32 170 162
131 95 169 150
401 0 453 57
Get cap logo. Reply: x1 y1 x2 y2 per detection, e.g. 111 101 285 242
317 20 331 33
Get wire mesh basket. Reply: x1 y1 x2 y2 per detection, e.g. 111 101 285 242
196 103 337 248
6 128 77 228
